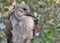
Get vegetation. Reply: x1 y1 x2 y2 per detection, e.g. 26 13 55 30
0 0 60 43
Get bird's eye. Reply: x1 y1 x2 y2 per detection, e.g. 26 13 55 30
23 8 27 11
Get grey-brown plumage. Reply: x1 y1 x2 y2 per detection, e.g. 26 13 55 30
9 4 37 43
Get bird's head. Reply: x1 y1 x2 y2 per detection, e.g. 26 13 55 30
14 4 38 20
14 4 31 16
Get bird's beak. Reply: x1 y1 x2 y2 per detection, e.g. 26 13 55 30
25 11 38 20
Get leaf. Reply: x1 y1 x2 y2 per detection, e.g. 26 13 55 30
54 20 60 25
40 15 44 23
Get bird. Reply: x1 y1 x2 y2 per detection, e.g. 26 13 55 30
9 3 38 43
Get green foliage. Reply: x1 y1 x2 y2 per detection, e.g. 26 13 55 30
0 0 60 43
0 30 7 43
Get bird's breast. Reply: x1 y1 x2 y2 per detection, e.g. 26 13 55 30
23 16 34 30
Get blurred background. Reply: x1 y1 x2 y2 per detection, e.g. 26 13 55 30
0 0 60 43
